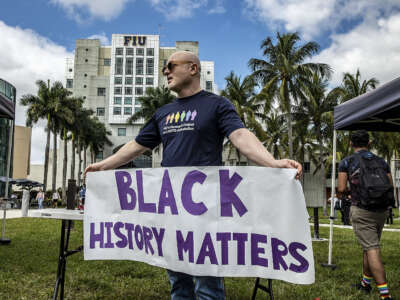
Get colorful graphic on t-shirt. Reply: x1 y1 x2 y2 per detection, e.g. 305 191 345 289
163 109 198 135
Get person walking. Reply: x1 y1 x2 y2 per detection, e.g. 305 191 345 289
85 50 302 300
338 130 394 300
36 189 44 209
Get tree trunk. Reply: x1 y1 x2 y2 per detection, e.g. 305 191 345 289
288 111 293 159
71 136 75 180
52 129 57 194
43 118 51 192
62 128 68 202
77 138 82 187
83 147 87 173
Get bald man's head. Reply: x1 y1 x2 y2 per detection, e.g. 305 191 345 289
163 51 202 95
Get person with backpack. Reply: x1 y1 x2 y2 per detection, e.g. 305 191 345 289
338 130 394 300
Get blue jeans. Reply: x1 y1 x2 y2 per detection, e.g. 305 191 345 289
38 198 44 209
167 270 225 300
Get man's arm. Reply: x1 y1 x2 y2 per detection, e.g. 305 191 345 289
84 140 149 176
228 128 302 177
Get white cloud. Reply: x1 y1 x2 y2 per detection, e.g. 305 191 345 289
0 21 72 164
87 32 110 46
314 13 400 87
50 0 131 22
148 0 208 20
208 0 226 14
243 0 400 39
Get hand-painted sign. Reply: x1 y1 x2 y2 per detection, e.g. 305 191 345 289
84 166 314 284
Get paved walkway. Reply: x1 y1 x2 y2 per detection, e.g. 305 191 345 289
3 209 400 232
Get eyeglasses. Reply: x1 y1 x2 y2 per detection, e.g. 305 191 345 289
162 60 193 74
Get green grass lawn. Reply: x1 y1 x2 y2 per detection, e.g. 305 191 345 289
0 218 399 299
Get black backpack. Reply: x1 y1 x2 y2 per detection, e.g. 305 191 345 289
353 153 394 209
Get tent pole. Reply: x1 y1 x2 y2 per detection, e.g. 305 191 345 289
322 129 337 269
1 119 13 244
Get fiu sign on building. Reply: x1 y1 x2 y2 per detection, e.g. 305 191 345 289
124 36 147 46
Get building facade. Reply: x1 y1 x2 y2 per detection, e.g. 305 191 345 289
0 78 16 195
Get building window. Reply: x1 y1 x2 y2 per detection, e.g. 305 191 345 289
97 88 106 96
114 97 122 105
114 77 122 84
114 87 122 95
104 58 111 66
118 128 126 136
115 57 123 75
124 97 132 105
206 81 213 91
124 107 132 115
84 73 87 77
125 77 133 85
83 85 87 88
125 87 132 95
146 48 154 56
85 59 88 62
135 98 142 106
96 107 105 116
146 77 153 85
207 71 211 75
96 151 103 160
135 77 143 85
125 58 133 75
136 48 144 56
69 68 73 72
126 48 134 56
135 87 143 95
116 48 123 56
86 48 89 51
146 58 154 75
134 106 142 114
113 107 121 115
83 96 86 99
66 79 73 88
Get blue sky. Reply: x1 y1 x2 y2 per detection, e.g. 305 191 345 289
1 0 400 163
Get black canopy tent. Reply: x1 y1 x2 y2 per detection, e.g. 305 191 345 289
324 76 400 267
0 88 15 245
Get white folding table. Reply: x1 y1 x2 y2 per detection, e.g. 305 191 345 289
29 209 84 300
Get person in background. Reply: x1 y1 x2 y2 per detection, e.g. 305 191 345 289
52 190 60 208
36 188 44 209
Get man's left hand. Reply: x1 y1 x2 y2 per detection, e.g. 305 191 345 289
274 159 303 179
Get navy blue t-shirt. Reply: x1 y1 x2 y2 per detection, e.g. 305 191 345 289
135 90 244 167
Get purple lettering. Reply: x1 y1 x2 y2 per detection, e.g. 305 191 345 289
152 227 165 257
219 170 247 217
216 232 231 265
90 222 104 249
125 223 135 249
271 238 288 271
143 226 154 255
104 222 114 248
114 222 127 248
137 170 156 213
115 171 136 210
176 230 194 262
181 170 208 215
158 170 178 215
233 233 248 265
289 242 309 273
251 234 268 267
196 233 218 265
134 225 144 250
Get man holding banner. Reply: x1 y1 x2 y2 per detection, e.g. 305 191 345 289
85 51 302 300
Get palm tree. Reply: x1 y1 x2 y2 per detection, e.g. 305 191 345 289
295 72 340 214
335 69 379 103
248 32 332 158
220 72 268 164
20 80 55 191
261 110 287 159
127 86 176 124
86 117 113 165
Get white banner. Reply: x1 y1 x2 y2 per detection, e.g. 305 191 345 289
84 166 314 284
